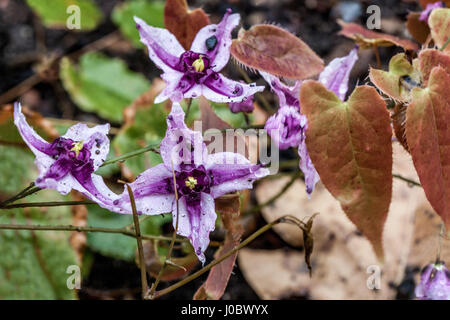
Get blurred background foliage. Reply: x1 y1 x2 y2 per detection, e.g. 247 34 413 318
0 0 428 300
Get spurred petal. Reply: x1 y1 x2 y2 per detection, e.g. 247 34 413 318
319 46 359 101
259 71 301 108
13 103 53 157
420 2 444 21
116 163 175 214
298 138 320 197
206 152 270 198
190 9 240 72
160 103 208 171
202 73 264 103
173 193 217 264
415 262 450 300
229 94 254 113
134 16 185 73
265 106 305 150
154 72 186 104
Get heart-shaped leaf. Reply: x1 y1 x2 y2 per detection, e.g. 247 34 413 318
405 66 450 232
429 8 450 53
300 82 393 259
338 20 418 51
369 53 416 102
406 12 430 44
230 24 324 79
419 48 450 85
164 0 210 50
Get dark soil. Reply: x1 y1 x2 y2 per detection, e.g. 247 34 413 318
0 0 423 299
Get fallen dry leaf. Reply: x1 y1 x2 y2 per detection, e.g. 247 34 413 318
246 144 428 299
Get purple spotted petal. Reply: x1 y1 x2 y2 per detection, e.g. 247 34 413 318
415 262 450 300
190 9 240 72
13 102 120 210
160 103 209 171
259 71 301 108
229 93 254 113
116 163 175 215
63 123 110 171
155 72 186 104
202 73 264 103
420 2 444 22
298 136 320 198
318 47 358 101
134 16 185 73
265 106 305 150
206 152 270 198
173 193 217 264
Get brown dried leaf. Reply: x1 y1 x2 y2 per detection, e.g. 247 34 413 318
338 20 419 51
230 24 324 79
247 144 426 299
164 0 210 49
406 12 430 44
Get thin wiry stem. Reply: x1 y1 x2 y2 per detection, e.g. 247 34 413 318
151 215 303 299
148 162 180 298
101 143 160 167
0 223 185 243
127 184 148 299
392 174 421 187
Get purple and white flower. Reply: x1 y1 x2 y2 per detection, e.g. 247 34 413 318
260 47 359 197
419 1 444 22
135 9 264 104
115 103 270 263
13 102 121 212
415 261 450 300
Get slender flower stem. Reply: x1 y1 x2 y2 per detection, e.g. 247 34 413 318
235 64 274 114
1 200 96 209
151 215 301 299
440 38 450 51
101 143 160 167
127 184 148 299
185 98 193 119
392 174 421 187
148 163 180 298
0 183 36 207
0 223 183 242
246 171 301 215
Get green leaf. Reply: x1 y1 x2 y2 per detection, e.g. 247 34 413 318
112 0 165 47
60 52 151 122
26 0 103 31
0 189 78 299
113 102 167 178
86 206 170 261
0 146 35 195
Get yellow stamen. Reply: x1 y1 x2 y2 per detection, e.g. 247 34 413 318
185 176 198 190
70 141 84 158
192 57 205 72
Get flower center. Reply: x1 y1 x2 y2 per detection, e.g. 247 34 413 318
70 141 84 158
185 176 198 190
192 57 205 73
